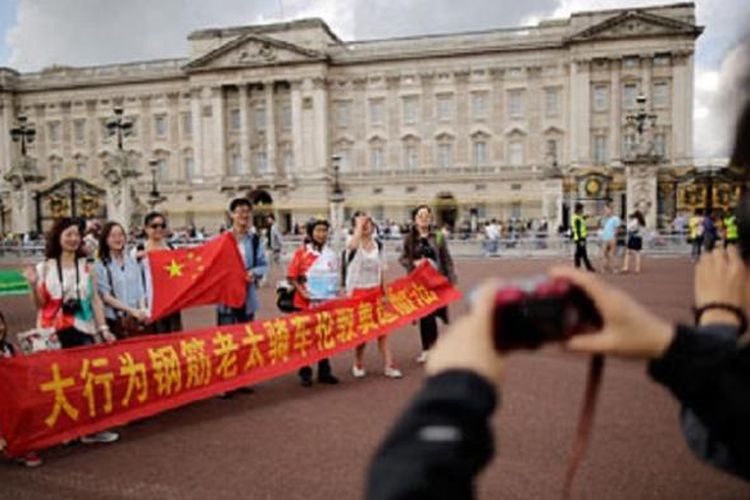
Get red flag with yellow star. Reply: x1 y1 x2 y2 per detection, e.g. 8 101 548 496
147 232 247 322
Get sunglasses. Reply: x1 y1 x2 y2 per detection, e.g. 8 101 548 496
149 223 166 229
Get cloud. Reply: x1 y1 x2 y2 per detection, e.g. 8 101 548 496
3 0 748 158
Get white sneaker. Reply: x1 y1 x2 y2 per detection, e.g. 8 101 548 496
352 365 367 378
384 367 403 379
415 351 428 364
80 431 119 444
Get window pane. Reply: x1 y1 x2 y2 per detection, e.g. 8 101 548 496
403 96 418 124
281 104 292 130
509 143 523 166
472 92 487 120
229 109 241 131
181 112 192 136
653 82 669 107
438 143 452 168
593 86 609 111
405 144 419 170
74 119 86 144
336 101 350 128
282 149 294 172
473 141 487 166
256 151 267 174
184 157 194 181
437 94 453 121
623 84 638 109
255 107 266 131
48 122 61 142
508 90 523 118
545 88 559 117
370 147 383 171
154 115 167 138
369 99 384 126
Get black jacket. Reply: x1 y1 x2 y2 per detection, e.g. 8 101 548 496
366 370 496 500
649 324 750 480
367 326 750 500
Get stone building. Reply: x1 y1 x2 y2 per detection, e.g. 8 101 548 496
0 2 706 235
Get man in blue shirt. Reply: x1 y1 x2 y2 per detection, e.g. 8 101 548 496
217 197 268 325
600 203 621 273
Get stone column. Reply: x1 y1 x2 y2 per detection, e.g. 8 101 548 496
290 79 304 178
0 95 13 176
167 92 180 179
311 77 329 176
210 86 226 177
609 59 621 163
190 87 204 178
239 83 250 175
568 60 590 168
671 53 689 164
265 81 277 176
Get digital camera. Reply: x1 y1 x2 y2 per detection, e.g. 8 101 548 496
492 276 603 351
61 298 82 315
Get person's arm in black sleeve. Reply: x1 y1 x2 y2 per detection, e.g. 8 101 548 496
366 370 498 500
648 324 750 479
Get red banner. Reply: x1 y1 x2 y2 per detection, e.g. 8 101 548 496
148 232 247 321
0 263 460 456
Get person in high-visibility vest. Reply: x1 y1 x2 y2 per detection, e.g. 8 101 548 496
571 202 595 272
688 209 704 261
724 212 739 248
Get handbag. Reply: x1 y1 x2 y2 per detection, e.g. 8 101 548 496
276 280 299 313
105 260 147 339
17 328 61 354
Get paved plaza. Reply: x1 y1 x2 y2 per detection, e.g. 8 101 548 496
0 257 748 499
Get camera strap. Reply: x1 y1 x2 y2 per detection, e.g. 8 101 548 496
55 257 81 302
562 354 605 499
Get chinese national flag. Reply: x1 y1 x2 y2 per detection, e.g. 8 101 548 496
148 232 247 321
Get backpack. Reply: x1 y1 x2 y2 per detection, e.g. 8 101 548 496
341 239 383 287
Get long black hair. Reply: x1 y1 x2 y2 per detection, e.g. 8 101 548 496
98 221 126 263
45 217 86 260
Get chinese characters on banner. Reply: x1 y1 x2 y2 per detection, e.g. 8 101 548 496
0 263 461 456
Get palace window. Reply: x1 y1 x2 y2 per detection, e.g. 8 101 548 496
370 145 384 172
508 142 524 166
472 140 487 167
282 148 294 173
73 119 86 144
229 109 241 131
593 135 608 165
436 93 453 121
545 88 559 117
181 112 192 137
653 81 670 108
369 98 385 126
402 96 419 125
437 142 453 169
48 121 61 143
654 133 667 157
593 85 609 111
335 101 351 128
154 115 167 139
256 150 268 174
471 92 487 120
184 156 195 181
404 143 419 170
229 152 242 176
508 90 524 118
281 104 292 130
623 83 638 110
254 106 266 131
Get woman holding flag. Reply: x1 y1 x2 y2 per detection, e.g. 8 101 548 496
287 217 340 387
136 212 183 334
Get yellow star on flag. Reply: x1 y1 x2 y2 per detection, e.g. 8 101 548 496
165 259 184 278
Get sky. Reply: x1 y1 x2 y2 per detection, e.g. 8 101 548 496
0 0 747 159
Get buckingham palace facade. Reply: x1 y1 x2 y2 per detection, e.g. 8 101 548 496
0 2 705 234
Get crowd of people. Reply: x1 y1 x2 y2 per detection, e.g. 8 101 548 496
0 198 461 468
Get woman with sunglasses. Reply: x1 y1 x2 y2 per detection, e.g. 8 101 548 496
137 212 183 334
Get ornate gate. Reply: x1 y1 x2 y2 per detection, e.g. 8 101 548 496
35 178 107 233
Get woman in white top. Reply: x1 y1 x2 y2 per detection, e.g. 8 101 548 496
622 210 646 274
346 212 402 379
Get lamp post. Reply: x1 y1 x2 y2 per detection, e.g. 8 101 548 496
10 114 36 157
147 158 167 209
106 106 132 151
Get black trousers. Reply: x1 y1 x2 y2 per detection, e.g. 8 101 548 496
299 359 332 380
574 240 595 271
419 313 439 351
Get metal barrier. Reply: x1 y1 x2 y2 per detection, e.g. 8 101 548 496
0 233 693 263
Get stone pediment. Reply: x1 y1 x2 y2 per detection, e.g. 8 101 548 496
567 11 701 43
184 32 327 71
